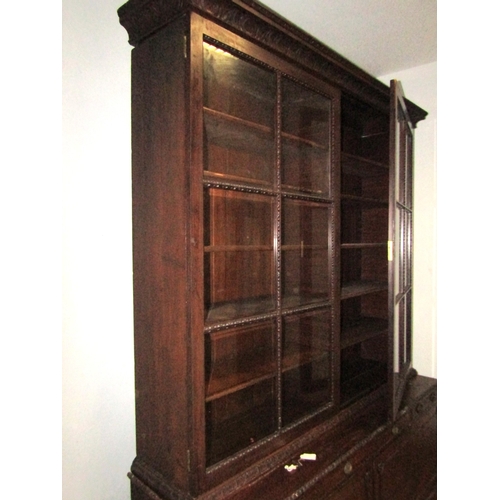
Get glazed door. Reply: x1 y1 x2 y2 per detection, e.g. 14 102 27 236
388 80 414 419
191 16 341 473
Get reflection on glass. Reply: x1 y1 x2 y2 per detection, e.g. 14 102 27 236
281 78 330 195
203 42 275 184
204 111 275 184
394 289 412 376
201 41 339 464
205 321 276 400
282 199 329 308
282 310 331 425
205 378 277 466
204 188 275 322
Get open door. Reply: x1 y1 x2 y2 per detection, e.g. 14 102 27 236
388 80 415 419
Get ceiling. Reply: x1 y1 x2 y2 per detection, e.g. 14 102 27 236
257 0 437 77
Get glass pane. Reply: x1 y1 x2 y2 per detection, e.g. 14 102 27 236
396 101 413 208
406 210 413 288
205 378 277 466
203 42 275 184
282 199 329 308
406 131 413 208
393 300 400 375
405 289 412 364
282 310 332 425
394 207 401 294
398 105 407 206
395 206 412 292
204 188 275 323
281 78 330 196
393 289 411 376
397 296 405 373
400 208 407 289
204 111 275 184
205 321 276 400
396 290 412 372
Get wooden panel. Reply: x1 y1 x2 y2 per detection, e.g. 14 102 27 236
375 377 437 500
305 466 372 500
131 17 191 491
374 415 436 500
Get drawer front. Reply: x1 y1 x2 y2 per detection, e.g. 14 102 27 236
304 462 373 500
375 399 436 499
413 387 437 422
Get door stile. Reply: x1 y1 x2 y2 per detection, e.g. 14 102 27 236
188 12 208 494
388 79 415 420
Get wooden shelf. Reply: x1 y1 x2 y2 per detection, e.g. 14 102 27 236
282 294 330 311
282 349 328 373
282 244 328 251
341 242 386 249
341 281 387 300
204 107 274 156
205 296 332 326
203 170 273 189
204 107 328 152
204 106 273 136
205 297 276 324
341 152 388 177
206 369 276 402
281 184 330 198
205 244 274 252
206 349 328 402
282 130 329 151
341 194 388 208
341 317 387 349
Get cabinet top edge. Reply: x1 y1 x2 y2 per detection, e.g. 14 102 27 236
117 0 427 123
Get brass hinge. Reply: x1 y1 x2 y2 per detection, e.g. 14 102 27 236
387 240 393 261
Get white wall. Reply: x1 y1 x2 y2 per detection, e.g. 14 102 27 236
62 2 437 499
379 62 438 378
63 1 135 499
3 2 62 497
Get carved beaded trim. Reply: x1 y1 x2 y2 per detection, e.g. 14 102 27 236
118 0 427 122
204 386 385 492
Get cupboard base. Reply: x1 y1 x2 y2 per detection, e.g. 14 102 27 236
130 375 436 500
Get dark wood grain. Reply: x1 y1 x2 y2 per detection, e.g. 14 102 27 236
118 1 433 498
131 16 192 492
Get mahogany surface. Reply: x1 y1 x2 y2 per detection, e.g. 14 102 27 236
118 1 434 498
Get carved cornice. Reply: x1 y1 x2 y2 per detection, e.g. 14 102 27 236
117 0 427 124
118 0 187 47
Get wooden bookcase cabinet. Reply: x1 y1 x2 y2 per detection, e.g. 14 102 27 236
117 1 435 498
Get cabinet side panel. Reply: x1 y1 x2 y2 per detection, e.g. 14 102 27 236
131 17 190 491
